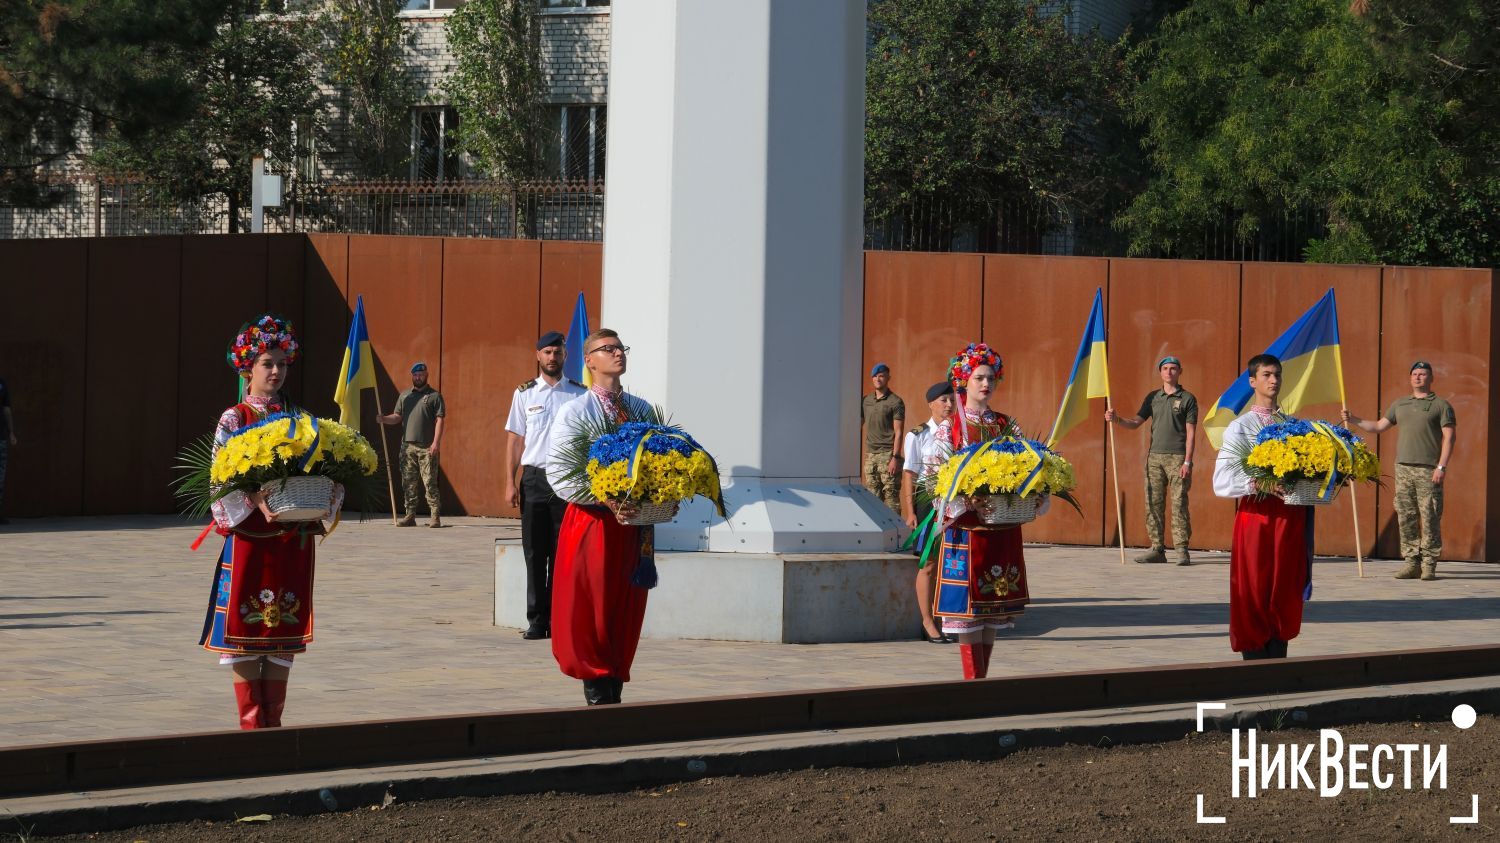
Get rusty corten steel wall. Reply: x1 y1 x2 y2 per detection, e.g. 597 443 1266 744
176 236 272 471
440 239 543 518
982 255 1110 547
1376 267 1493 562
82 238 183 514
861 252 984 493
0 240 89 517
300 234 351 421
1105 258 1243 552
1238 264 1382 559
539 241 603 342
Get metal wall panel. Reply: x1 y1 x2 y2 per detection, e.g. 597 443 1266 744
440 239 542 517
1105 258 1242 552
981 255 1110 547
1239 264 1382 559
344 236 445 514
300 234 350 421
83 237 182 514
861 251 984 505
0 240 88 517
266 235 308 406
1377 267 1492 561
539 241 602 342
175 237 269 475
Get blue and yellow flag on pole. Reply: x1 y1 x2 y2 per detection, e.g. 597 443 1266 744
562 291 592 388
333 295 377 428
1203 288 1345 449
1047 288 1111 448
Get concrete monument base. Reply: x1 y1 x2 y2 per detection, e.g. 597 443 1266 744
495 541 921 644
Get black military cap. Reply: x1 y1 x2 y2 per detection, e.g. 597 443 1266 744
537 331 565 349
926 381 955 402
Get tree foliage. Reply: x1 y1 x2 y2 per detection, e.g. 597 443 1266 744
1122 0 1500 266
91 0 321 231
314 0 413 178
444 0 547 182
864 0 1134 246
0 0 229 204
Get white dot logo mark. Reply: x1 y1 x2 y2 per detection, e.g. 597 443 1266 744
1452 704 1477 730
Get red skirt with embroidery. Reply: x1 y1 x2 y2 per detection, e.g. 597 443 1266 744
199 511 316 656
551 503 650 682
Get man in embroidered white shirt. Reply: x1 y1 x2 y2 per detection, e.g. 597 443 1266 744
1212 353 1312 660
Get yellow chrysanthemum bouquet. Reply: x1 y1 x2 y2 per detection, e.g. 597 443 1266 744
924 436 1079 528
177 411 379 522
1238 419 1380 505
552 408 726 527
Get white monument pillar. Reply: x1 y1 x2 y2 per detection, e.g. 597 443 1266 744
601 0 900 553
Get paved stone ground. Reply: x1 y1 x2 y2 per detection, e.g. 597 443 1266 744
2 515 1498 746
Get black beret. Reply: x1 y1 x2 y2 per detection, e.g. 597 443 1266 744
537 331 565 349
926 381 955 402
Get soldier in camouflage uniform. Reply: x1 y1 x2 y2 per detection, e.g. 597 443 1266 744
1344 361 1456 580
378 362 446 527
1106 357 1199 565
860 363 906 512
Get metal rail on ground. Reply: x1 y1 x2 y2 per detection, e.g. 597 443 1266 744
5 644 1499 798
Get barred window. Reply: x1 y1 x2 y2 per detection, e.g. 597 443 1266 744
410 107 461 182
543 105 606 183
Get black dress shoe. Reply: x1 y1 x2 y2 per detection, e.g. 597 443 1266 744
522 625 548 640
607 677 624 704
582 679 611 706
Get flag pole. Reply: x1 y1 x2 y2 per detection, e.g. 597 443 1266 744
372 386 400 526
1329 291 1363 578
1342 397 1365 578
1105 397 1127 565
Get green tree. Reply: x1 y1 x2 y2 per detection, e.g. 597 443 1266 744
1122 0 1500 266
444 0 547 182
0 0 230 205
92 0 321 231
865 0 1134 251
315 0 413 177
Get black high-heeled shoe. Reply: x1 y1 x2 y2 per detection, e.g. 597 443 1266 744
922 630 952 644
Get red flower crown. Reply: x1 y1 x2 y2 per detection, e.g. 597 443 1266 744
947 342 1002 389
227 314 300 374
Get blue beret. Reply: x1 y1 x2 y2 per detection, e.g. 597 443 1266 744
410 362 427 374
870 362 890 377
537 331 565 349
1157 356 1181 369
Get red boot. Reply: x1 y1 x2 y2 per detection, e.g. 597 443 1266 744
233 681 263 730
260 679 288 727
976 643 994 679
959 644 979 680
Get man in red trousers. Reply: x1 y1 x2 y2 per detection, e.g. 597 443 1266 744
1212 354 1313 659
545 329 658 705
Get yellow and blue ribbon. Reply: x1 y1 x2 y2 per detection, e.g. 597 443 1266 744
1309 421 1352 502
620 427 727 517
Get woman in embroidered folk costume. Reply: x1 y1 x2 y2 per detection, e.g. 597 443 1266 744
932 343 1034 679
545 329 662 706
200 315 342 729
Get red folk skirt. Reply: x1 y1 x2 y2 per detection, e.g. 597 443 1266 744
1229 495 1312 653
199 511 317 656
551 503 652 682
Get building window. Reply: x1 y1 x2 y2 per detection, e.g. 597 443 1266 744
292 114 318 184
540 0 610 9
401 0 463 11
544 105 606 183
411 106 461 181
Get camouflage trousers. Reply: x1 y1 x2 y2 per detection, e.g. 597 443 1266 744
401 443 442 518
864 449 901 512
1394 463 1443 565
1144 452 1191 557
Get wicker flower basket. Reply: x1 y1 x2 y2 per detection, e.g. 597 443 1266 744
619 498 680 526
973 493 1038 526
1279 477 1339 507
260 476 334 522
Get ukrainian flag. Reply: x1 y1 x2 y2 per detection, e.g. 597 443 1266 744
562 291 592 388
1047 288 1111 448
333 295 377 427
1203 288 1345 449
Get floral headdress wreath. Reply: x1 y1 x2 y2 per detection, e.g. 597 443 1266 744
227 313 300 375
946 342 1003 448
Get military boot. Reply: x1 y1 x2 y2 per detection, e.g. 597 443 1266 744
1393 560 1422 579
1420 562 1437 581
396 514 417 527
1135 547 1168 564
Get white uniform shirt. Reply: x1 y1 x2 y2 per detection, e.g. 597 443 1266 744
902 420 944 480
545 390 655 504
504 376 587 468
1213 410 1277 499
